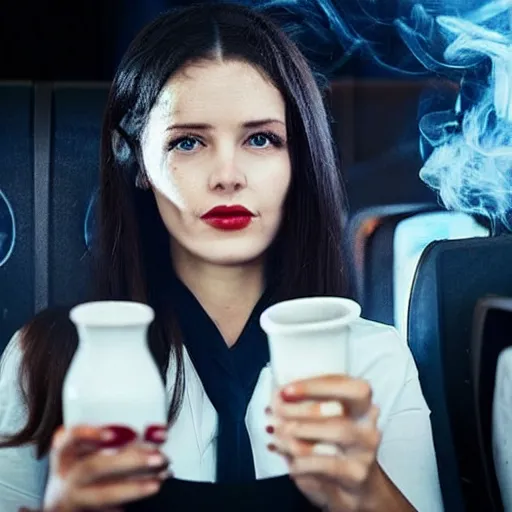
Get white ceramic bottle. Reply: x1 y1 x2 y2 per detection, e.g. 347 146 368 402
63 301 167 441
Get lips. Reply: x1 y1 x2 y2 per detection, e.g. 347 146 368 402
201 205 254 231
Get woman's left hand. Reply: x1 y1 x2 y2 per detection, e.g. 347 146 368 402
267 375 382 511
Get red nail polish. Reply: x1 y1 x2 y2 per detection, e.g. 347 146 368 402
280 387 298 402
144 425 168 445
265 425 274 434
100 425 137 448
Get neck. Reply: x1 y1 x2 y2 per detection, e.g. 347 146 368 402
172 250 266 347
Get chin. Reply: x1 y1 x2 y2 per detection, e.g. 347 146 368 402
202 251 266 267
195 239 270 267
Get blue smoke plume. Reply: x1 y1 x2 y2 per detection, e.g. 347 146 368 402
237 0 512 233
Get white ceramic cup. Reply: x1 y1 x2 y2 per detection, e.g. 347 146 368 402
260 296 361 387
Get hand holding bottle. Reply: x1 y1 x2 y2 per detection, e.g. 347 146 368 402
41 424 170 511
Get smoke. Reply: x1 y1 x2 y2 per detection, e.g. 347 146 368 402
237 0 512 232
398 1 512 232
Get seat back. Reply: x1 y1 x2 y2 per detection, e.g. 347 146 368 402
471 296 512 511
0 82 109 355
0 84 35 354
49 83 109 307
346 203 437 314
361 206 440 325
408 235 512 511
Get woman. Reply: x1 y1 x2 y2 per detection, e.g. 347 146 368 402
0 3 443 511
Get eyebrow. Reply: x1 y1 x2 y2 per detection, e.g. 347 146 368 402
166 118 285 131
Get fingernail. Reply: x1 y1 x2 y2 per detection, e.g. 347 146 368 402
157 469 171 480
100 429 116 441
144 425 168 444
312 443 338 456
267 443 277 452
319 401 344 417
280 385 297 401
265 425 275 434
100 425 137 447
147 454 166 467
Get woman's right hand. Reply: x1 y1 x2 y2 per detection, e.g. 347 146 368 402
42 425 170 511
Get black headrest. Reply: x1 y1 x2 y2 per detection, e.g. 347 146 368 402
408 234 512 511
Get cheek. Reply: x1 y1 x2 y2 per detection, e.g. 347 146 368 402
153 162 205 213
153 189 195 238
259 161 291 213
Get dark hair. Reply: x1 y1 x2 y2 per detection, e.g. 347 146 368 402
0 2 348 457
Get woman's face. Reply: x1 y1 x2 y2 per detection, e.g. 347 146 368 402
140 59 291 267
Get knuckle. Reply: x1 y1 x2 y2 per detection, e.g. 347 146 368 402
293 438 309 456
370 429 382 450
345 494 360 511
283 420 298 437
331 455 344 477
335 420 348 444
361 381 372 402
51 428 66 450
74 456 97 479
336 490 360 511
348 461 369 486
93 486 120 505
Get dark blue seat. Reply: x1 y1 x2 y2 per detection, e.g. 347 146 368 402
408 235 512 511
0 83 34 354
345 203 438 323
48 83 109 308
0 82 109 356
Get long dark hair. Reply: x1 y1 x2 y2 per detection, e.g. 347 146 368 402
0 2 349 458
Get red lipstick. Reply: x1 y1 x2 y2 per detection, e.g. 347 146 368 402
201 205 254 231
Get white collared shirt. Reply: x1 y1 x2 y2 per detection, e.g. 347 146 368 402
0 318 444 511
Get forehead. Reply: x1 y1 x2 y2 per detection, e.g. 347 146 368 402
151 60 286 124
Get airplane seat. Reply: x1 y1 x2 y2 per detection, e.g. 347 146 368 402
346 203 439 325
0 83 34 355
0 82 110 356
48 82 110 308
407 235 512 511
471 296 512 511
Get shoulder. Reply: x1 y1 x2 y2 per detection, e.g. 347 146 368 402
0 330 23 373
0 334 48 509
0 331 27 435
347 318 422 423
347 318 412 374
1 307 78 455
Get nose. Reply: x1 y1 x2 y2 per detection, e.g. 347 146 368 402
208 153 247 194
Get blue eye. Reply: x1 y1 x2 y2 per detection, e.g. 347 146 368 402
169 136 200 152
249 134 270 148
